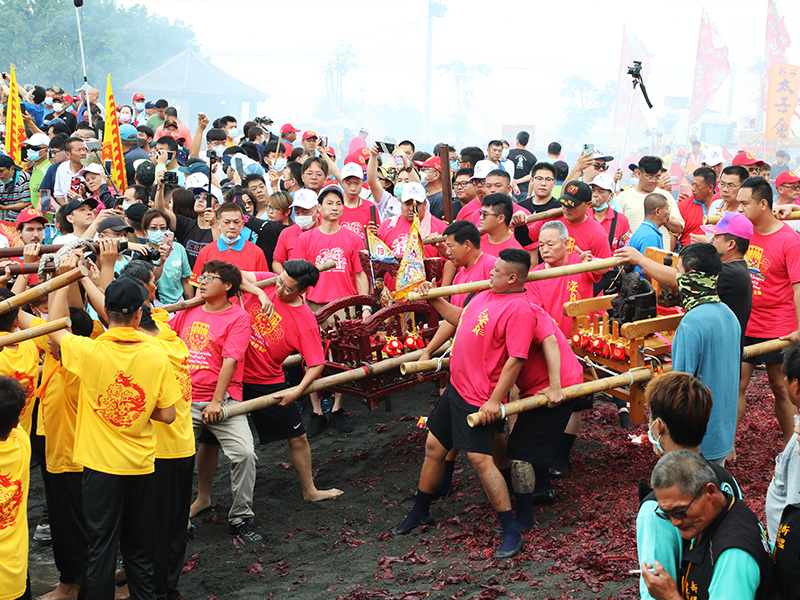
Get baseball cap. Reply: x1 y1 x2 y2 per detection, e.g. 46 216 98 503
0 155 21 171
700 212 754 240
470 160 494 180
292 189 318 210
732 152 765 168
401 182 427 203
341 162 364 181
77 163 105 179
378 163 398 185
776 171 800 187
23 133 50 148
164 118 179 129
144 101 156 110
64 196 98 216
132 93 145 102
701 147 724 167
97 215 134 234
301 131 318 141
344 150 368 169
421 156 441 172
134 160 155 187
119 124 138 142
281 123 300 134
593 149 614 162
319 183 344 200
359 126 369 134
324 146 336 159
15 208 47 228
105 277 149 315
124 202 149 223
559 181 593 208
589 173 615 192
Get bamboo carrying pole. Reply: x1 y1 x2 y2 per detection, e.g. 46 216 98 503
0 317 72 348
162 261 337 313
706 210 800 225
742 338 791 360
400 357 449 375
4 262 56 276
0 265 88 316
405 257 620 302
220 341 452 421
421 207 564 245
0 244 65 259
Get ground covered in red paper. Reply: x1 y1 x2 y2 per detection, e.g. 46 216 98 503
27 370 784 599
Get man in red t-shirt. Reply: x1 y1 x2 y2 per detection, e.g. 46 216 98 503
479 193 524 256
241 260 343 502
339 162 380 242
190 202 268 287
738 177 800 446
377 182 447 261
590 173 630 251
272 189 319 274
393 249 534 560
291 183 369 437
677 167 717 246
12 208 48 286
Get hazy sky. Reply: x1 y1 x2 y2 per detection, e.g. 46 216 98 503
118 0 799 151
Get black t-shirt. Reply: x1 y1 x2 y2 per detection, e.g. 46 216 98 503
772 504 800 600
507 149 537 194
44 110 78 133
123 146 150 185
245 216 286 267
175 215 214 268
517 196 561 214
719 259 752 348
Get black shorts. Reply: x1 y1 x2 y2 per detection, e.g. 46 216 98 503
244 381 306 444
743 335 785 364
426 384 496 455
506 398 575 467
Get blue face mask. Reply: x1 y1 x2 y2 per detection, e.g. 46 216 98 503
227 128 239 139
44 97 53 107
449 160 459 172
274 157 287 172
394 182 406 200
221 233 240 245
501 148 509 160
26 150 41 162
647 419 665 454
147 230 165 245
135 102 145 111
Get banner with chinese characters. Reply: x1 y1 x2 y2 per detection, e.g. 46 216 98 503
765 63 800 142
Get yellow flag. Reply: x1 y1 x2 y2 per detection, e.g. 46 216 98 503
101 74 127 192
394 214 427 301
4 65 25 166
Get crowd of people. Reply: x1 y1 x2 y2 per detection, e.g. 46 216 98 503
0 79 799 600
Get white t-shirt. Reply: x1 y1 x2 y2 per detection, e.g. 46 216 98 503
53 162 82 200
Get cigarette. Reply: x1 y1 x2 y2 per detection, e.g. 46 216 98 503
628 568 657 575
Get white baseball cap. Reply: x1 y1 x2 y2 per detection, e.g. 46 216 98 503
25 133 51 147
401 182 427 203
76 163 105 178
470 160 494 180
186 173 222 201
702 147 724 167
292 188 318 209
340 162 364 181
590 173 615 192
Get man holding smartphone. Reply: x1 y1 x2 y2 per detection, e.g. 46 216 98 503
152 136 186 187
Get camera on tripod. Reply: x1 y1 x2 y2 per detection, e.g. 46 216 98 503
627 61 643 79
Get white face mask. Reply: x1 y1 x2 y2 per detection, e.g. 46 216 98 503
52 103 63 113
295 214 316 230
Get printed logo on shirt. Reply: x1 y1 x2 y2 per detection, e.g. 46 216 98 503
178 358 192 401
314 247 347 273
10 370 35 420
567 279 580 302
744 245 768 281
471 309 489 336
391 234 409 256
247 302 285 350
96 371 148 428
0 472 23 530
184 322 213 353
566 237 578 254
341 220 366 240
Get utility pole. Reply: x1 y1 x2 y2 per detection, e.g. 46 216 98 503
424 1 446 141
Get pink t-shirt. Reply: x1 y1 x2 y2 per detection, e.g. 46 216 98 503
530 216 612 258
273 224 305 265
480 233 523 257
377 215 447 259
242 274 325 385
745 223 800 337
341 199 380 242
596 208 631 251
456 198 481 222
516 301 583 396
451 252 496 308
170 303 251 402
450 290 535 407
525 253 599 340
290 226 364 303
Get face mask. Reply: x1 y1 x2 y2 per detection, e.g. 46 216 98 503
676 271 720 311
44 97 53 107
209 144 226 154
137 138 147 149
26 150 41 162
119 113 132 124
52 103 63 113
2 173 13 185
220 233 241 245
450 160 459 172
122 201 135 211
274 157 287 172
295 214 315 230
394 182 406 199
501 148 509 160
227 128 239 139
420 177 430 188
147 230 165 245
135 102 145 112
647 420 665 454
278 178 287 192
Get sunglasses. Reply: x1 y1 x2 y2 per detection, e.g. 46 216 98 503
654 488 704 521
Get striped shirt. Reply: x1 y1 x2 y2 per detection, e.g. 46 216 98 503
0 170 31 221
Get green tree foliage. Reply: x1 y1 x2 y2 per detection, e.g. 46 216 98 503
558 76 616 143
0 0 195 89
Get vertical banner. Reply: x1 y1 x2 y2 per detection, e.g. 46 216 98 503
101 74 127 193
4 65 25 166
765 63 800 141
688 9 731 125
761 0 792 112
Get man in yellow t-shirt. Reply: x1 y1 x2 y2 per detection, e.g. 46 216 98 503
0 377 31 600
47 271 179 600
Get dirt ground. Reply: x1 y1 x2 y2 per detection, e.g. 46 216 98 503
27 370 782 600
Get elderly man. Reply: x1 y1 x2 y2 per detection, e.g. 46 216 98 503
641 450 771 600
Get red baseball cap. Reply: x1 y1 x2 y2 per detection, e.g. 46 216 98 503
732 152 765 167
776 171 800 187
132 93 145 102
16 208 48 228
301 130 318 141
324 146 336 159
421 156 441 172
62 94 73 105
281 123 300 134
345 151 367 168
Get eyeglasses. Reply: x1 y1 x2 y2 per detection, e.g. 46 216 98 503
453 181 472 189
780 184 800 191
197 275 222 283
641 172 662 182
479 210 500 218
654 488 704 521
718 182 741 190
533 176 556 183
593 163 609 171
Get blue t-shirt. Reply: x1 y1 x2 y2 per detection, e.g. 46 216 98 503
39 162 60 196
22 102 46 127
156 242 191 304
628 219 663 275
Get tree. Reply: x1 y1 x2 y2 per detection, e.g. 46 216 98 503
323 45 358 119
557 76 616 143
0 0 195 89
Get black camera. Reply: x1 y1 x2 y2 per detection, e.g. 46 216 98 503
207 149 217 163
627 61 643 78
133 248 162 262
163 171 179 186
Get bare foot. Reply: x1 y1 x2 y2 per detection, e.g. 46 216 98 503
189 497 212 518
303 488 344 502
114 584 129 600
39 582 79 600
114 569 126 585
